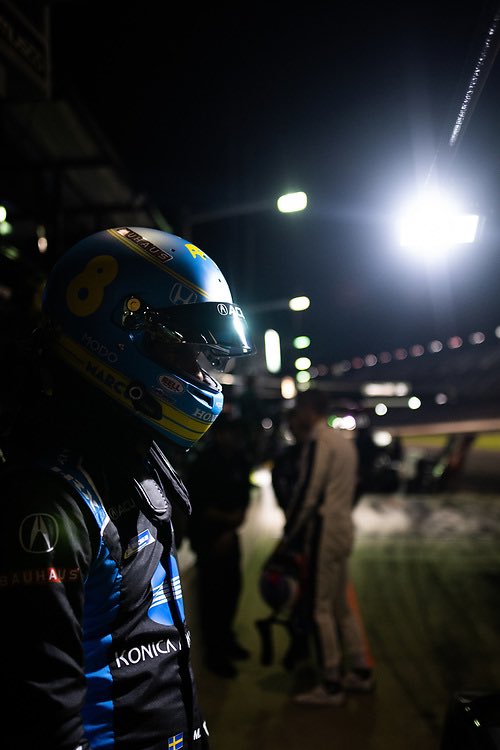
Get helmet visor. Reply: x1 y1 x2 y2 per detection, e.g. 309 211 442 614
138 301 254 370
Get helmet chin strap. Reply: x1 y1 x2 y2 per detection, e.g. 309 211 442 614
131 441 192 532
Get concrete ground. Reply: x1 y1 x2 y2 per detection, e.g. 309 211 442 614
179 450 500 750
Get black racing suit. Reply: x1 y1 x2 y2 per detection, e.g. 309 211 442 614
0 440 209 750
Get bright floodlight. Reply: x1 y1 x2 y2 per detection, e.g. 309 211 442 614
289 295 310 311
264 329 281 373
277 191 308 213
398 191 479 257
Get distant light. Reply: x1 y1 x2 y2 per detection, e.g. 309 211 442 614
435 393 448 405
0 205 6 222
393 348 408 360
379 351 392 363
342 415 357 431
281 376 296 399
408 396 421 410
289 295 310 311
375 403 388 416
261 417 273 430
447 336 463 349
295 356 311 370
373 430 393 448
277 191 308 213
296 370 311 384
352 357 364 369
1 245 19 260
293 335 311 349
364 354 377 367
410 344 425 357
428 340 443 353
362 382 409 397
37 225 48 254
329 415 356 431
264 329 281 373
495 327 500 339
332 360 351 375
469 331 485 345
0 220 13 236
296 380 311 392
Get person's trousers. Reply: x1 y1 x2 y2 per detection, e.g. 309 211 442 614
309 527 367 674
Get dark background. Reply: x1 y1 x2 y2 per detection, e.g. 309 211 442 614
3 1 500 384
47 1 500 365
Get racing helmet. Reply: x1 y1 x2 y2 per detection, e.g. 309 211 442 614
41 227 254 448
259 550 305 612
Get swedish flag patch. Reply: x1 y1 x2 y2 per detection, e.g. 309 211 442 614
168 732 183 750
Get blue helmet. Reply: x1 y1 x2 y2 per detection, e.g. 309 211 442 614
41 227 255 448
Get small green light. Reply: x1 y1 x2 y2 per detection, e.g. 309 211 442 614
0 220 13 236
293 335 311 349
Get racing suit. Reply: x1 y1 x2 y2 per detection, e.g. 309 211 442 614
283 420 368 677
0 438 209 750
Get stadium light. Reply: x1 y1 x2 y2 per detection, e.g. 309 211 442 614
398 189 480 258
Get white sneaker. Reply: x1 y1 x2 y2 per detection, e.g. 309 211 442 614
343 669 375 693
293 683 346 707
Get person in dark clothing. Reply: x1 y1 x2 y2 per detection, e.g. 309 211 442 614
186 414 252 678
271 406 309 515
0 226 254 750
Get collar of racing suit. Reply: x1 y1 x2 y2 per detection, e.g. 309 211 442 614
132 441 192 530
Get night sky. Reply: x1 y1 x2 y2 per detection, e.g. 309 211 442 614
49 1 500 367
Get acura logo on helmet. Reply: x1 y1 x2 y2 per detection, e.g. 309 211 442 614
19 514 59 553
217 303 244 318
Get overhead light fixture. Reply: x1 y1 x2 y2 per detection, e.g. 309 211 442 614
289 296 310 311
277 191 308 213
264 329 281 373
398 189 480 257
